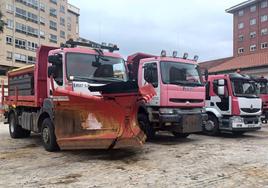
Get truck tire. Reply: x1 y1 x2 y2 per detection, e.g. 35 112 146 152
172 132 190 138
9 113 31 138
138 114 155 140
203 114 219 136
41 118 59 152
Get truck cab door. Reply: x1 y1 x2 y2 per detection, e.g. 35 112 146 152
141 62 160 106
210 79 231 115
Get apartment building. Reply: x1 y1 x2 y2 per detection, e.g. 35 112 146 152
200 0 268 77
227 0 268 57
0 0 80 75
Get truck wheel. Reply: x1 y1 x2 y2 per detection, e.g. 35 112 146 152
9 113 30 138
172 132 190 138
138 114 155 140
203 114 219 136
41 118 59 152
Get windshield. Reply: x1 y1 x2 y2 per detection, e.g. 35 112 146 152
256 81 268 94
231 79 257 97
160 61 202 86
66 53 127 82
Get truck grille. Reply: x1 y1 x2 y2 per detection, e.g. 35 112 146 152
241 108 260 113
243 117 259 124
169 98 203 104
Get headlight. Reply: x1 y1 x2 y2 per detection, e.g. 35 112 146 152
159 108 174 114
232 116 243 123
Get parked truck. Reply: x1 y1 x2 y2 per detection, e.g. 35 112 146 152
3 40 155 151
251 76 268 123
127 51 207 139
204 73 262 135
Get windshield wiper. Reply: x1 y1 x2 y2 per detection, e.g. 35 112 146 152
169 80 204 87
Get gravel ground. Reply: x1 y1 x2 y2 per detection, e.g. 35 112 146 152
0 123 268 188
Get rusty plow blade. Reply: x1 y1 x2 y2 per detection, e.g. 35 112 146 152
52 84 156 150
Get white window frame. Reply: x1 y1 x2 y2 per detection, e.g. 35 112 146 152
261 1 268 8
238 48 244 54
238 10 244 16
250 18 257 25
261 42 268 49
250 44 257 51
261 15 268 22
261 28 268 36
238 22 244 29
6 36 13 45
250 5 256 12
250 31 256 38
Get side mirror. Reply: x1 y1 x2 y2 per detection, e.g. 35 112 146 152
48 65 57 78
204 69 209 81
48 54 62 65
218 79 225 86
218 86 225 96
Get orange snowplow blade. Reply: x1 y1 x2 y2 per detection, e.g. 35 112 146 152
52 84 155 150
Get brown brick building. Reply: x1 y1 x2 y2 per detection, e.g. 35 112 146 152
200 0 268 77
227 0 268 57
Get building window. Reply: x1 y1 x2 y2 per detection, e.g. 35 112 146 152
261 28 268 36
261 1 268 8
40 3 45 12
50 0 57 5
261 15 268 22
6 36 13 45
250 44 257 51
7 51 13 61
250 31 257 38
15 39 27 49
27 12 38 23
49 21 57 31
238 10 244 16
15 22 27 34
6 4 14 13
50 34 57 43
40 30 45 38
238 48 244 54
15 7 27 19
238 35 244 42
60 17 65 26
27 56 36 64
6 19 14 29
27 26 39 37
60 30 65 39
67 23 71 31
250 18 257 25
238 22 244 29
250 5 256 12
14 53 27 63
261 42 268 49
27 41 38 51
60 5 65 13
50 8 57 17
40 17 45 25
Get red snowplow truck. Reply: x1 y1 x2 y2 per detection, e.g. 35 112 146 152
127 51 207 139
3 40 155 151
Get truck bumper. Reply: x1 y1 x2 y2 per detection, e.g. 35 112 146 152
221 116 261 132
159 113 207 133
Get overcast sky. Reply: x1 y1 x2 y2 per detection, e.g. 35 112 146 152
68 0 244 62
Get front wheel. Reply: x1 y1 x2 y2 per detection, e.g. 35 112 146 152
172 132 190 138
138 114 155 140
41 118 59 152
203 114 219 136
